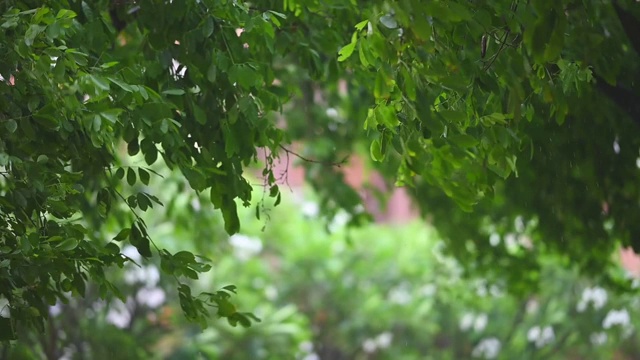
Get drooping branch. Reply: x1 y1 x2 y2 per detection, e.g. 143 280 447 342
612 1 640 56
594 74 640 126
587 2 640 124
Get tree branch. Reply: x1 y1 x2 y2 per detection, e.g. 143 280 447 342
278 145 347 167
613 1 640 56
594 74 640 126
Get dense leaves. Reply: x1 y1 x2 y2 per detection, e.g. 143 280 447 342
1 0 640 339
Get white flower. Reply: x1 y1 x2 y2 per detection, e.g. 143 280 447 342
577 287 608 312
49 303 62 317
474 313 488 332
145 265 160 287
590 332 607 346
326 108 339 118
264 285 278 301
460 313 475 331
489 285 503 298
229 234 263 261
191 198 201 211
121 245 141 262
301 201 319 218
514 216 525 233
526 299 539 314
388 286 412 305
603 309 630 329
576 301 587 313
375 332 393 348
471 337 501 359
362 338 377 353
328 211 350 233
489 233 500 247
420 284 437 297
171 59 187 79
299 341 314 353
504 233 518 252
124 265 160 287
302 354 319 360
136 287 166 309
527 325 555 347
476 284 488 297
106 298 132 328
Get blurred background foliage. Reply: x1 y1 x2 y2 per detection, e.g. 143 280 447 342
3 0 640 357
3 170 640 359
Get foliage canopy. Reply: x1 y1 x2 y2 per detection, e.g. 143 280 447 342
1 0 640 338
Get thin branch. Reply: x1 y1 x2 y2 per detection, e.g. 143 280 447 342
483 29 510 71
278 145 347 167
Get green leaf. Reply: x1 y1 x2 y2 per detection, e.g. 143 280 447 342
354 19 369 31
128 138 139 156
130 222 152 258
162 89 185 96
338 41 356 62
100 109 122 124
56 9 77 20
375 105 399 128
88 75 110 91
115 167 125 179
229 65 259 90
222 198 240 235
0 318 16 341
217 299 237 317
193 105 207 125
379 15 398 29
138 168 150 185
207 64 217 83
438 110 467 124
267 10 287 19
370 138 385 162
108 77 133 92
374 71 390 99
401 68 416 101
24 24 45 46
32 103 60 129
142 141 159 165
5 119 17 133
36 155 48 164
126 168 136 186
113 228 131 241
449 134 478 148
57 238 79 251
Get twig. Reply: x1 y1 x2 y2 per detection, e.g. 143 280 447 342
483 29 510 71
278 145 347 167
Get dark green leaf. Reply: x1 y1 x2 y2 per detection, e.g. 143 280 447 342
126 168 136 186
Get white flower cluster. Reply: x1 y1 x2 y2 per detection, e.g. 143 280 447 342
576 286 608 312
388 285 412 305
460 312 488 332
471 337 501 359
362 332 393 353
527 325 555 348
475 279 503 298
602 308 630 329
590 331 608 346
103 246 168 328
229 234 263 261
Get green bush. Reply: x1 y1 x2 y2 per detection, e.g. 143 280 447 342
4 184 640 359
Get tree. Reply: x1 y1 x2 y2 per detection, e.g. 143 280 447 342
1 0 639 338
